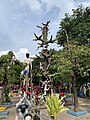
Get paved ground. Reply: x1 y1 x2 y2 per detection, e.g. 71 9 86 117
40 97 90 120
0 96 90 120
59 98 90 120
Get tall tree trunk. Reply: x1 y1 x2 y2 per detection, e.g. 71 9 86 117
72 72 79 111
68 79 72 93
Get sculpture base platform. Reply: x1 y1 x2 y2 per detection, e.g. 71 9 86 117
67 110 87 116
2 102 12 105
0 111 9 116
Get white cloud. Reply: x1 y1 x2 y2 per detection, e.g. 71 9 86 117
10 0 14 2
24 19 31 24
19 0 42 14
41 0 74 12
80 2 90 8
15 48 30 62
19 0 90 15
0 48 35 62
18 0 75 15
0 50 10 56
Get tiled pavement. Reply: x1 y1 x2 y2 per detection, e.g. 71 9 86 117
58 98 90 120
1 97 90 120
40 97 90 120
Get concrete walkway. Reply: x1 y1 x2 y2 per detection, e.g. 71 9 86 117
58 98 90 120
1 97 90 120
40 97 90 120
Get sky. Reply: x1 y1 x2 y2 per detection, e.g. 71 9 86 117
0 0 90 61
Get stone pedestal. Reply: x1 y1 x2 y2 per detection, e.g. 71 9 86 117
0 87 4 104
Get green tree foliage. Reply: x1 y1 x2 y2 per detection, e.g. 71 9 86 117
50 43 90 110
51 43 90 86
32 57 41 84
55 4 90 110
56 5 90 46
0 51 24 84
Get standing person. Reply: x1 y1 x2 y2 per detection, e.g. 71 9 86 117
35 91 39 106
79 86 84 98
59 85 65 97
83 86 86 97
43 81 48 96
26 88 30 99
86 86 89 98
21 86 26 97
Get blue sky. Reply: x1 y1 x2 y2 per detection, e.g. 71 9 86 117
0 0 90 61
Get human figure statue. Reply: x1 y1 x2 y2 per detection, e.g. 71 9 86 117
42 81 48 96
42 80 51 96
21 53 32 88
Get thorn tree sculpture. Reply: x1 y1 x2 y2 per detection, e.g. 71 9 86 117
34 21 56 95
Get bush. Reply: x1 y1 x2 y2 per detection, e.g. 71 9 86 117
46 94 68 120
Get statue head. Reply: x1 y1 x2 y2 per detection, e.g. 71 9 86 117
26 53 29 58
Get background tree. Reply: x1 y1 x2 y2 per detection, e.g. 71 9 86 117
0 51 24 85
56 5 90 46
50 42 90 111
55 5 90 111
31 57 41 84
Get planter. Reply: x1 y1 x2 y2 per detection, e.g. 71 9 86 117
0 111 9 116
2 102 12 105
67 110 87 116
